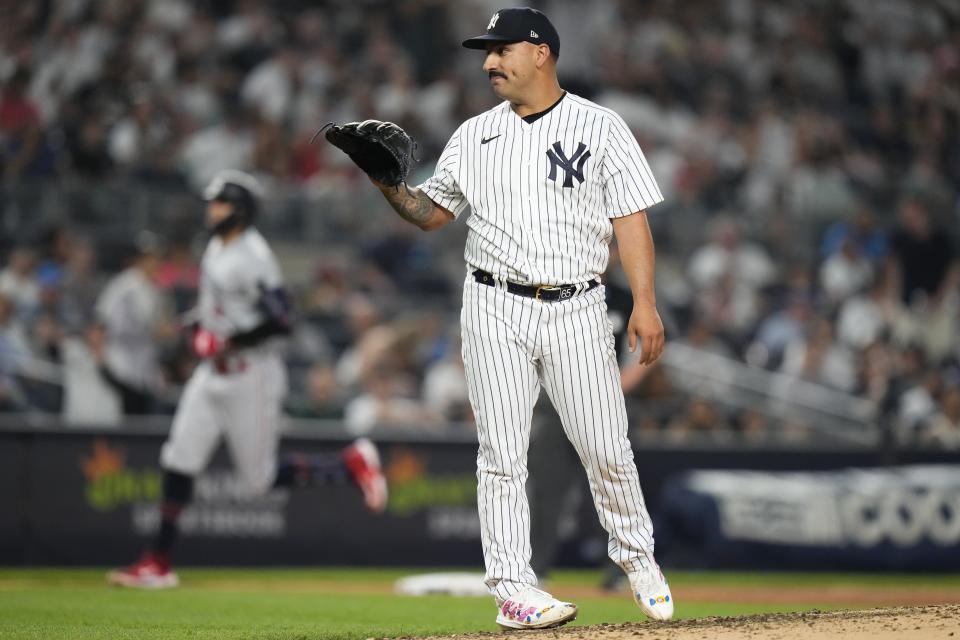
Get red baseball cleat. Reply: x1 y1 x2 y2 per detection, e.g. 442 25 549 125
107 552 179 589
343 438 388 513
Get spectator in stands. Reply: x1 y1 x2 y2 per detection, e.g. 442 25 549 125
178 103 255 189
59 235 102 332
820 205 888 264
692 270 762 346
108 92 174 175
0 69 51 179
781 316 857 392
857 339 896 406
884 344 935 436
36 225 74 286
241 46 298 124
885 196 960 361
688 216 776 342
896 369 942 445
902 152 954 215
66 113 114 178
172 59 220 128
94 233 173 414
819 237 873 305
422 336 471 423
737 409 771 445
835 271 902 351
345 368 440 435
60 322 122 426
303 262 358 350
0 245 40 320
749 291 812 369
921 379 960 450
155 237 200 314
688 217 776 294
675 318 734 359
336 322 398 392
0 293 30 410
787 132 857 225
14 312 64 412
664 397 732 445
286 362 347 421
362 216 452 298
887 196 957 308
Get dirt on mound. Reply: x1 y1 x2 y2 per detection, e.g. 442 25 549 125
398 605 960 640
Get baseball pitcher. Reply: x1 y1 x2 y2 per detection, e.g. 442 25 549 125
325 7 672 630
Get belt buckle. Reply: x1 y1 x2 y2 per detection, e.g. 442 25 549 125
535 284 559 301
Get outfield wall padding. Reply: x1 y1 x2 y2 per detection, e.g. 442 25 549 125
1 425 957 569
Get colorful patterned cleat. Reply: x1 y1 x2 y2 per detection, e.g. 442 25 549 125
107 552 179 589
495 586 578 630
629 563 674 621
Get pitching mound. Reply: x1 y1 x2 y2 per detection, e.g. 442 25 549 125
403 605 959 640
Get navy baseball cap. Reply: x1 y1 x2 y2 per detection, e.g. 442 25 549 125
462 7 560 57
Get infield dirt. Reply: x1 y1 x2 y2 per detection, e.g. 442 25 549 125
402 605 959 640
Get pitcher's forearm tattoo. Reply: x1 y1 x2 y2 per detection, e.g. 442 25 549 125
381 185 435 228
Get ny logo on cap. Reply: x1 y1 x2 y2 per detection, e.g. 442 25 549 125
487 12 500 30
546 141 591 188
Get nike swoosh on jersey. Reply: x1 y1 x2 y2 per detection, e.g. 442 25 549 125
481 135 501 145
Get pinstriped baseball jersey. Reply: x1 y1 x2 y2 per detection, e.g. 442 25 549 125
419 91 664 603
419 93 663 285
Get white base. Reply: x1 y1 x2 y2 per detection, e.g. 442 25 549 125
394 572 489 597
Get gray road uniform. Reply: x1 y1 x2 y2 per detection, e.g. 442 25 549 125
160 228 289 494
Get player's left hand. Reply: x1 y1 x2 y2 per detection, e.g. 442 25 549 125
626 301 664 365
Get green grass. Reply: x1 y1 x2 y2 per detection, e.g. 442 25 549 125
0 568 954 640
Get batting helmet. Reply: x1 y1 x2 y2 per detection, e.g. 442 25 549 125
203 169 263 236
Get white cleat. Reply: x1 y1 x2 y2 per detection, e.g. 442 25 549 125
629 564 674 621
495 586 578 630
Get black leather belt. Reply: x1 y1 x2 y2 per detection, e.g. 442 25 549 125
472 269 599 302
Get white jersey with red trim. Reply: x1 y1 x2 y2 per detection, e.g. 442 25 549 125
198 227 284 344
161 226 288 495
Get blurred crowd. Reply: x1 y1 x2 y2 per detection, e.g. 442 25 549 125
1 0 959 448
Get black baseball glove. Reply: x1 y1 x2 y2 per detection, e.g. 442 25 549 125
321 120 415 187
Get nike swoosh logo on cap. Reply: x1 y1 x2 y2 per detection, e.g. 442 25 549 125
481 135 501 144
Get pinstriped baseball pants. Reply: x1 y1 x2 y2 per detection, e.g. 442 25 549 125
461 273 656 602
